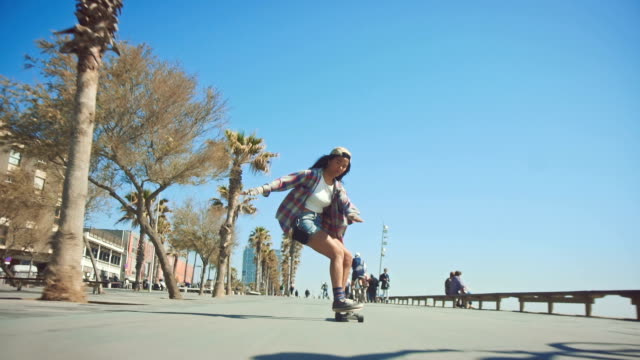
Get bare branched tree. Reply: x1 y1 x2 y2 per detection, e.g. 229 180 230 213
171 200 224 295
0 167 59 280
1 39 230 300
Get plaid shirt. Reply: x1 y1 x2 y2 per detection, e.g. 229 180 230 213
253 168 359 242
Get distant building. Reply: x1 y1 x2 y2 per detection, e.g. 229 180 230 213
242 246 257 285
82 229 127 281
82 228 195 284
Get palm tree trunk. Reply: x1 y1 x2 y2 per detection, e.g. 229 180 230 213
199 260 208 296
226 252 232 295
134 230 145 290
213 165 241 298
153 256 160 283
213 236 231 297
288 244 294 296
173 254 179 275
255 248 261 292
265 273 270 295
183 250 190 284
191 252 199 285
42 52 101 302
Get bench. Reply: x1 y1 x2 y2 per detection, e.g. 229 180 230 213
387 290 640 320
0 276 45 291
179 287 213 294
83 280 106 294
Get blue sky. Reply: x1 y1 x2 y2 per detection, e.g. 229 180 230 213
2 1 638 317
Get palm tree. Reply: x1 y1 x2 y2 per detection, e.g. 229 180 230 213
42 0 123 302
211 184 257 296
116 190 150 290
152 199 171 282
116 191 171 289
259 244 270 294
248 227 271 292
213 130 278 298
262 248 279 295
281 233 303 296
166 247 187 281
210 185 257 219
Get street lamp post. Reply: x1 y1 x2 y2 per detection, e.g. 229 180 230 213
378 224 389 277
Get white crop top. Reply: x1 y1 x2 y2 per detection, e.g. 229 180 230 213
305 179 334 213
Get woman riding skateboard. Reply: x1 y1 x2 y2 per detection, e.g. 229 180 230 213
242 147 364 311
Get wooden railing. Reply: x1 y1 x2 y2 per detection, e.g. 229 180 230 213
386 290 640 320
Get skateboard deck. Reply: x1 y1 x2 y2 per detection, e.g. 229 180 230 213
334 308 364 323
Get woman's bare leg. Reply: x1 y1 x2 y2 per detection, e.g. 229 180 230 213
341 247 353 289
306 231 351 291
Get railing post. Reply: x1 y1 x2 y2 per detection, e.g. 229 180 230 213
496 298 501 311
519 298 525 312
547 301 554 314
630 296 640 320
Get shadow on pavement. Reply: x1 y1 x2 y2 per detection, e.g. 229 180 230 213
480 342 640 360
252 343 640 360
252 349 460 360
105 309 326 322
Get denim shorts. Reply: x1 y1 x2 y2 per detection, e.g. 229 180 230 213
295 211 324 242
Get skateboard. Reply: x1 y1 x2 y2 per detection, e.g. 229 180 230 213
334 308 364 323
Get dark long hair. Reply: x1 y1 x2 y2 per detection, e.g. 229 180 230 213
310 154 351 181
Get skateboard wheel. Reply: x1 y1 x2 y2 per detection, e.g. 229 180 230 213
357 314 364 323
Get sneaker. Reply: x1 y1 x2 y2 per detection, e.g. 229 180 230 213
332 298 363 312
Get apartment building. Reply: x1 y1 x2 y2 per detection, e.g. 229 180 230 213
0 142 194 285
0 138 61 272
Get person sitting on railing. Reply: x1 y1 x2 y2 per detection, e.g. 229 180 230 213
445 271 455 295
450 270 473 308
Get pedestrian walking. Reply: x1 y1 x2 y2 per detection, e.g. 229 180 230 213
379 268 390 302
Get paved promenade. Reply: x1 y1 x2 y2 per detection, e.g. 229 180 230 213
1 287 639 360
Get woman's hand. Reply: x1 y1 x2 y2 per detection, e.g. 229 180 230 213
348 214 364 223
